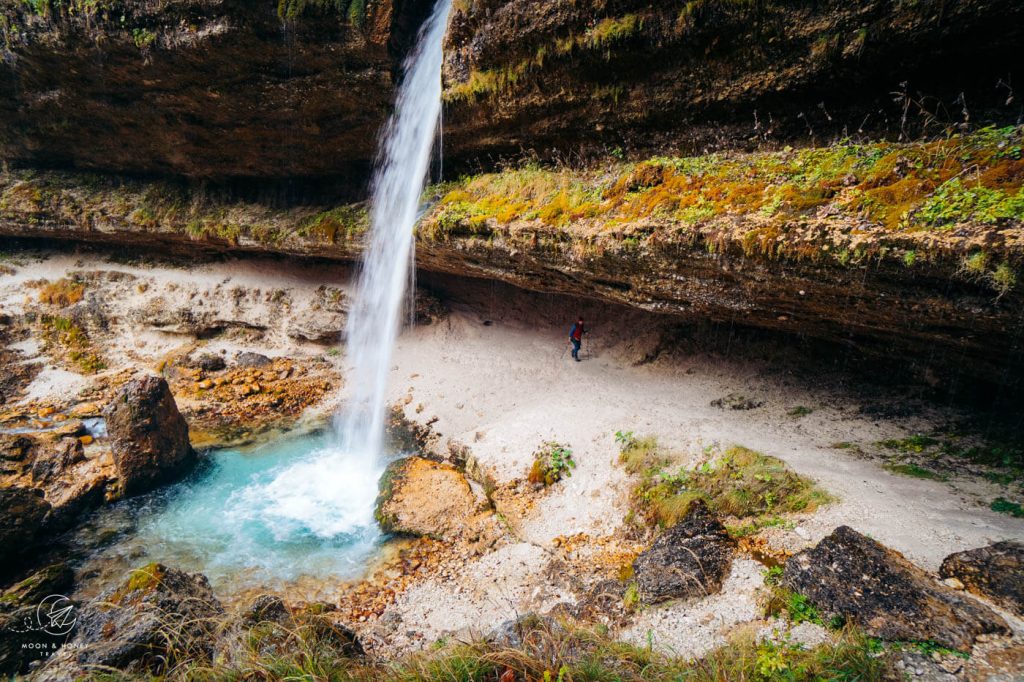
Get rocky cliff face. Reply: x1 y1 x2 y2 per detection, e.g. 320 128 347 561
1 1 1022 400
0 0 433 189
442 0 1024 168
2 1 1021 188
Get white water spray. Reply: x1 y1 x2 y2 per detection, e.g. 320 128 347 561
336 0 452 455
234 0 451 542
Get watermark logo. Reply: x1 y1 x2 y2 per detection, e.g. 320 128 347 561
7 594 77 638
36 595 77 637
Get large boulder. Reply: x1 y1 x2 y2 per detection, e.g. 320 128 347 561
35 563 223 681
103 376 195 496
783 526 1009 652
375 456 478 540
631 499 734 604
940 541 1024 618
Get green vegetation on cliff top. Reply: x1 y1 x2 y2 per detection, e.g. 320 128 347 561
2 127 1022 289
423 126 1024 290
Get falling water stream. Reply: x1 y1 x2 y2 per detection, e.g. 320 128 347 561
73 0 453 598
336 0 452 455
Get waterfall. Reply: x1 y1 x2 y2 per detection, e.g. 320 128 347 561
335 0 452 456
238 0 451 544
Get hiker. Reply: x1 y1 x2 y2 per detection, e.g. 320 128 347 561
569 317 584 362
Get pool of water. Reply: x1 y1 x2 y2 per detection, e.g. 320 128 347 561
73 430 388 602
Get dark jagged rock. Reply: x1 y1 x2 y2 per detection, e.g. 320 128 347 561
631 499 733 604
1 562 73 606
783 526 1009 652
0 563 75 676
940 541 1024 618
245 594 290 626
487 613 563 650
1 432 112 538
235 351 273 368
35 563 224 681
187 352 226 373
29 437 85 485
0 434 37 478
103 375 195 496
0 487 50 571
293 604 364 658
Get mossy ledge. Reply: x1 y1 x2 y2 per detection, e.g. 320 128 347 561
2 130 1023 393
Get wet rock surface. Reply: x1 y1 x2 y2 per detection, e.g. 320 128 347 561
35 563 224 681
783 526 1009 651
0 429 116 575
103 376 195 496
940 541 1024 618
631 499 734 604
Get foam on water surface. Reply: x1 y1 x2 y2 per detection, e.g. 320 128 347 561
74 432 385 598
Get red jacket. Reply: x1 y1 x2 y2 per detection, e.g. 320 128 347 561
570 323 584 341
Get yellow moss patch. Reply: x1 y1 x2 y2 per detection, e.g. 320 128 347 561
37 278 85 307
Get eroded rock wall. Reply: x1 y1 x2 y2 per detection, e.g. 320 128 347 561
0 0 433 186
442 0 1024 167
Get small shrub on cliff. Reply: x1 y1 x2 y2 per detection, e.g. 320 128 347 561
528 441 576 486
37 278 84 307
277 0 366 24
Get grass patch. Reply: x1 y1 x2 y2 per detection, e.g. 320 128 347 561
172 609 893 682
883 461 948 481
617 434 832 533
990 497 1024 517
39 314 106 374
877 434 939 453
787 405 813 417
874 432 1023 485
277 0 368 25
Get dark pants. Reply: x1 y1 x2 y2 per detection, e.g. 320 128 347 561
571 338 581 359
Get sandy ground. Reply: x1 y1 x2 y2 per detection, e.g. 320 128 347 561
2 251 1022 658
376 289 1024 654
389 302 1021 570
